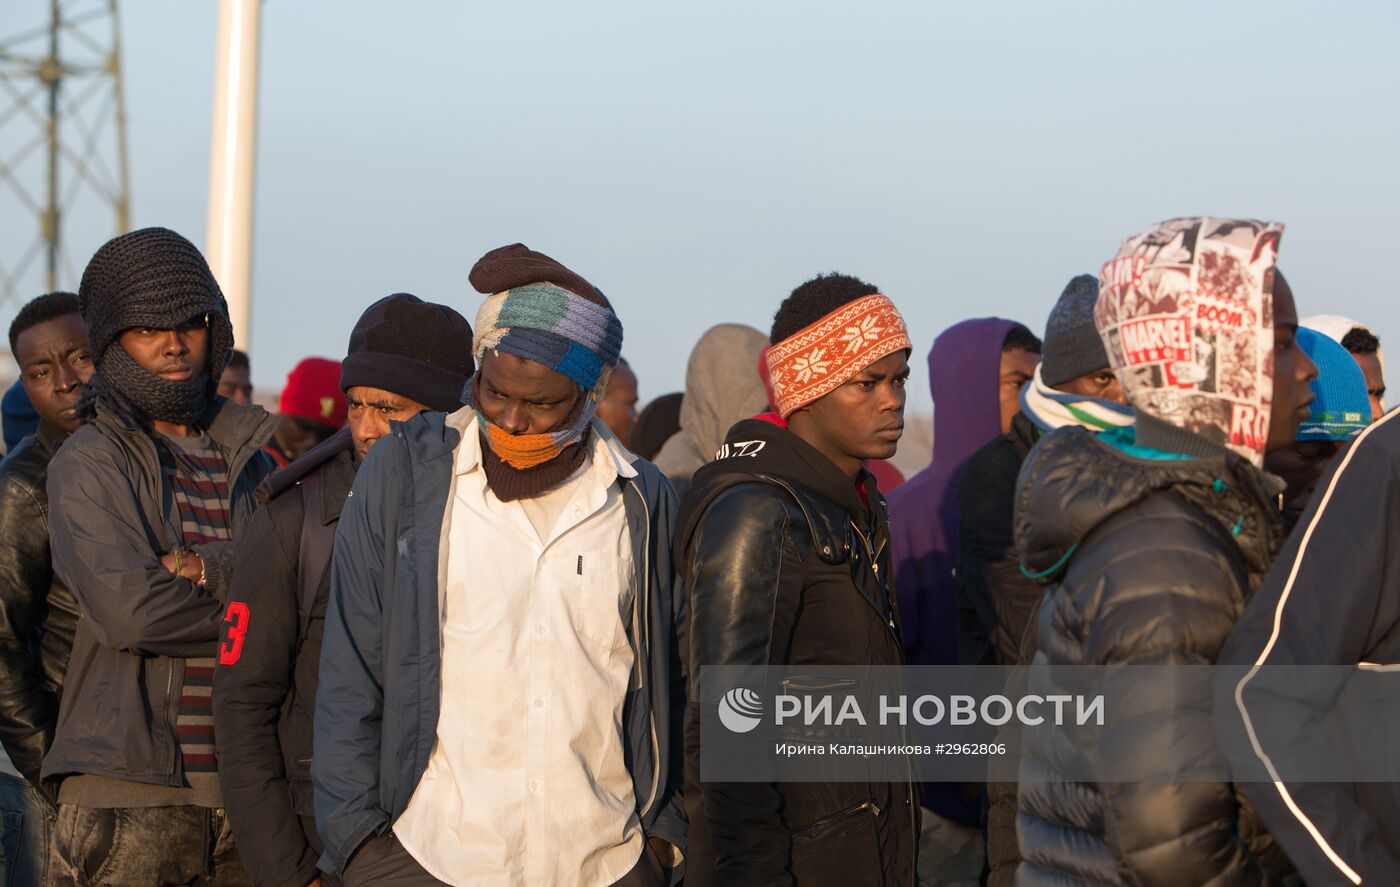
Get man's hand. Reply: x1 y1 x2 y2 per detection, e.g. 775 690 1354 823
159 550 205 584
305 879 321 887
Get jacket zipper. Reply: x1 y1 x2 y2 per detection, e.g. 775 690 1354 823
851 522 897 635
796 798 882 833
850 519 917 885
634 483 662 820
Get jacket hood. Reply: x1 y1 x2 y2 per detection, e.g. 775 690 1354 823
928 317 1029 459
692 418 870 511
679 418 875 549
654 324 770 481
886 317 1030 670
259 426 354 503
1016 424 1284 581
674 414 873 579
1097 217 1283 466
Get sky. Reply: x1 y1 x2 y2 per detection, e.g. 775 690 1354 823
4 0 1398 416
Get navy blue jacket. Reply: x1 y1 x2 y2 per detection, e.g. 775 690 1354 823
312 411 687 876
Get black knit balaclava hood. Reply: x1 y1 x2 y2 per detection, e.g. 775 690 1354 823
79 227 234 426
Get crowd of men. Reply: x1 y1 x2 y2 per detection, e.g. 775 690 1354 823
0 216 1394 886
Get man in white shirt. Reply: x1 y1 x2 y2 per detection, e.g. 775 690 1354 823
314 244 686 887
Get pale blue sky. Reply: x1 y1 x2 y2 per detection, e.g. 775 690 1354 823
8 1 1399 413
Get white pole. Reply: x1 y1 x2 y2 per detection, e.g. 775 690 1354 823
205 0 261 352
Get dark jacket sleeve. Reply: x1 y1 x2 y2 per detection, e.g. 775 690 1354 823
0 472 58 789
643 475 688 878
1083 516 1276 887
685 485 798 887
313 449 391 874
956 440 1041 667
47 439 223 658
213 496 321 887
1220 433 1400 887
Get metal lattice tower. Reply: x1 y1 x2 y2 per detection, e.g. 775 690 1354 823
0 0 129 342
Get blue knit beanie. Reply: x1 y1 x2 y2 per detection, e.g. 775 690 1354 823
2 380 38 452
1296 326 1371 441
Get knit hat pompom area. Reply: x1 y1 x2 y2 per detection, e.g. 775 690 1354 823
77 227 234 425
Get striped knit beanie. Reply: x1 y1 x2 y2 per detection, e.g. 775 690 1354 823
466 244 624 497
469 243 623 397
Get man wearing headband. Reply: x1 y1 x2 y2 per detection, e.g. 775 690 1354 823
676 273 919 885
313 245 685 887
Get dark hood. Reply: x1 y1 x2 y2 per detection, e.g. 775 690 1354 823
1015 424 1285 582
678 418 876 551
257 426 355 504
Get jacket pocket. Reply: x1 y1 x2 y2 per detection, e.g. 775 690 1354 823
55 805 121 883
789 800 885 887
568 551 633 653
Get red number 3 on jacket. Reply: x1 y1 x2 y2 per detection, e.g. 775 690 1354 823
220 602 251 665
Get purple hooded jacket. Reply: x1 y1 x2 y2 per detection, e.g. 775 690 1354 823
888 317 1030 822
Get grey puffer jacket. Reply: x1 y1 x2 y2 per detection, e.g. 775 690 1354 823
1014 419 1294 887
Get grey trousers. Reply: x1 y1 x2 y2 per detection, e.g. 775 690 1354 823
343 833 667 887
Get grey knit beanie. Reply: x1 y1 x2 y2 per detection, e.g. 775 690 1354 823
1040 274 1110 388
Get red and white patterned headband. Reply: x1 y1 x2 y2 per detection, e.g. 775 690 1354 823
765 293 912 418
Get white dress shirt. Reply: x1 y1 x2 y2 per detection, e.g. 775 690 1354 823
394 412 645 886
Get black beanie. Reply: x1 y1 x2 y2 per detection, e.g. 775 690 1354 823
340 293 475 413
1040 274 1110 388
79 227 234 387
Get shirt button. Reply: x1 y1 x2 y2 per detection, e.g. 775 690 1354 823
536 624 546 636
529 779 540 793
535 696 545 709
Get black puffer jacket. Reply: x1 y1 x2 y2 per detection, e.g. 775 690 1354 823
1014 420 1294 887
677 419 919 887
0 422 80 792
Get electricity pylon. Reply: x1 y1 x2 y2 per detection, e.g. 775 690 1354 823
0 0 129 345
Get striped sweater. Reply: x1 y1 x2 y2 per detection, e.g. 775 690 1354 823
158 431 232 775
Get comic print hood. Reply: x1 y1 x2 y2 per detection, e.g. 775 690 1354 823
1096 217 1283 466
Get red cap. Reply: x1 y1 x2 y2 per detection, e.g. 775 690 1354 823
278 357 347 429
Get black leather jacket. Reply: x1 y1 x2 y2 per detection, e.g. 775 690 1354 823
0 422 79 792
677 420 919 887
